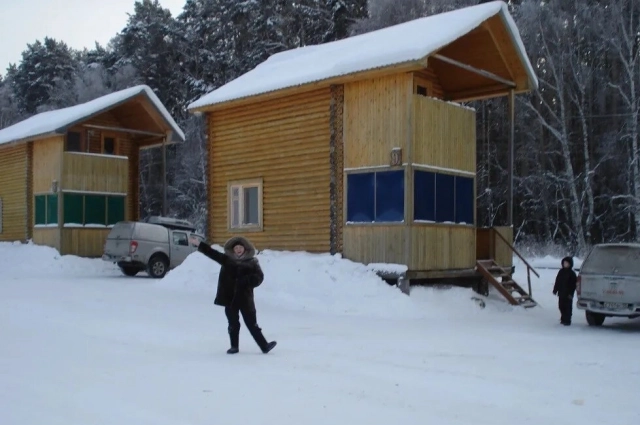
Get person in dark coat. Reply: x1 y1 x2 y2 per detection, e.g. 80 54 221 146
197 236 277 354
553 256 577 326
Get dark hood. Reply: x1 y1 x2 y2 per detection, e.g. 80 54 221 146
562 256 574 268
223 236 257 260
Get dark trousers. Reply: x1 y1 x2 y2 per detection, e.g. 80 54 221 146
558 296 573 324
224 301 268 349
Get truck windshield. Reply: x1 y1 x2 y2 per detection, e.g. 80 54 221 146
581 245 640 276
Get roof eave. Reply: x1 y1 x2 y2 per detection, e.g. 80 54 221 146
187 61 425 114
497 8 538 92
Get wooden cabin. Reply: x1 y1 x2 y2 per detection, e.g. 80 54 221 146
0 85 184 257
188 2 538 286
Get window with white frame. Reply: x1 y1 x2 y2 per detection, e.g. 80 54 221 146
229 180 262 230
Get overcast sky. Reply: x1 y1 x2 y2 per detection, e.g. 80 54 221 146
0 0 185 77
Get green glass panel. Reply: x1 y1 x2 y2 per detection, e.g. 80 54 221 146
107 196 126 225
34 195 46 225
85 195 106 225
63 193 84 225
46 194 58 224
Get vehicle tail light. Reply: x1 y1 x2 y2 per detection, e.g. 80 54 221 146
130 241 138 254
576 274 581 296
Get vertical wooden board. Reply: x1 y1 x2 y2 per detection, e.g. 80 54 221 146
410 225 476 270
60 228 110 257
493 226 513 268
412 96 476 173
32 228 61 251
343 226 406 265
32 137 64 194
208 88 332 252
26 142 33 239
60 152 128 193
0 144 28 242
343 73 412 168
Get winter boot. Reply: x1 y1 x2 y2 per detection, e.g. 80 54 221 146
248 323 275 353
227 326 240 354
262 341 277 354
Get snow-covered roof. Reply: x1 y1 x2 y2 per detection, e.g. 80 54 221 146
0 85 185 147
188 1 537 111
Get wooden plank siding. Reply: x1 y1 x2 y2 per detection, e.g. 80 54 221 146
208 88 332 252
31 137 63 250
410 95 477 271
33 137 64 193
343 73 412 168
61 152 128 194
493 226 514 268
410 226 476 270
60 228 111 258
0 144 29 242
343 226 406 266
412 95 476 172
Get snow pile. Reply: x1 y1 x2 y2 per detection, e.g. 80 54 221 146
0 241 118 278
158 246 517 320
188 1 537 109
159 247 419 318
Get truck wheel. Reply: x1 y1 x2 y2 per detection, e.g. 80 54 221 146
586 311 605 326
147 255 169 279
120 266 139 277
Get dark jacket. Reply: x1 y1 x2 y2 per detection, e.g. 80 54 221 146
553 256 577 298
197 236 264 307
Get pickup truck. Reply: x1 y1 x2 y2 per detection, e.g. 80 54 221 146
102 218 205 278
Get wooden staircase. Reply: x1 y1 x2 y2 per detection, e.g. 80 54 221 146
475 259 538 309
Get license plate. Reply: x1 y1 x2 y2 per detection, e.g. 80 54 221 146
602 302 626 310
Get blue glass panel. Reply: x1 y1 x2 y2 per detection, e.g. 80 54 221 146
375 170 404 222
346 172 375 222
455 176 475 224
413 170 435 221
435 173 455 222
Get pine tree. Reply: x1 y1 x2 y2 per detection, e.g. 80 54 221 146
11 37 78 114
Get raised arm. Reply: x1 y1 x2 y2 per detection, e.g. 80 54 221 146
197 242 231 267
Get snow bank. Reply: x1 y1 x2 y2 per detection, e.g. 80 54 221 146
158 246 515 320
0 241 118 278
514 254 583 270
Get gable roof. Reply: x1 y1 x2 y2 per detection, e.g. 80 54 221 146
188 1 537 111
0 85 185 147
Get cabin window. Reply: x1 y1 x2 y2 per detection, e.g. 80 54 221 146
414 170 474 224
416 85 428 96
62 193 126 227
34 194 58 226
103 137 116 155
66 131 82 152
229 180 262 230
346 170 404 223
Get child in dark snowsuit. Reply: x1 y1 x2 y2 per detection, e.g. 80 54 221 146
553 256 577 326
197 236 277 354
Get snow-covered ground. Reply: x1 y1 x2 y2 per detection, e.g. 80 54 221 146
1 241 639 425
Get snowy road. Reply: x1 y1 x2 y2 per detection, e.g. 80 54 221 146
1 243 639 424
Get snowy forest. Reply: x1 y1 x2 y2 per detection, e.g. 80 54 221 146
0 0 639 255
